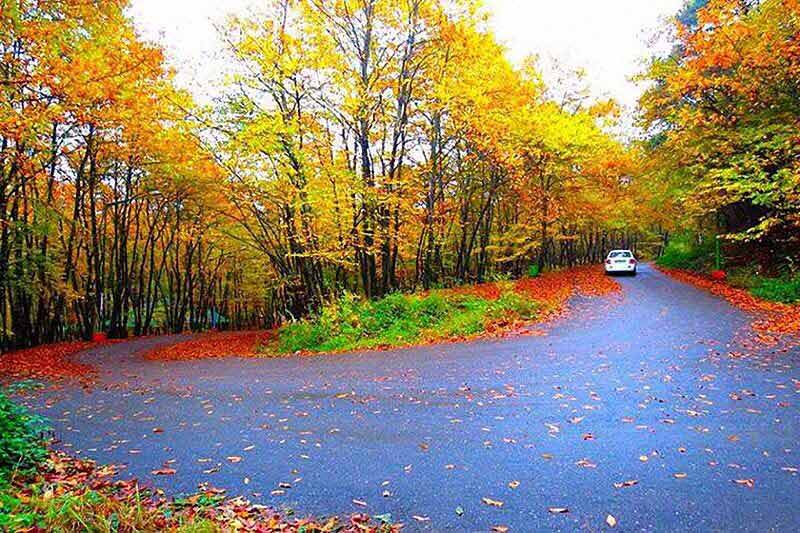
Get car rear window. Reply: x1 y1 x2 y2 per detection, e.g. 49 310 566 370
609 251 632 258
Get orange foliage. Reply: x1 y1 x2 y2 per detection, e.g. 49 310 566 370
658 267 800 344
145 331 274 361
0 340 110 382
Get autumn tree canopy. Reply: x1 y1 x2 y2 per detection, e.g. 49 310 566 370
638 0 800 254
0 0 699 350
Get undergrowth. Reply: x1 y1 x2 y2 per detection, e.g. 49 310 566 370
657 233 716 271
0 450 397 532
0 389 48 477
658 233 800 304
276 286 540 354
727 268 800 304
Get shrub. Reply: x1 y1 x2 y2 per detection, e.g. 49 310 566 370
657 233 716 271
750 275 800 304
275 285 542 354
491 292 539 320
0 391 48 474
527 264 541 278
0 484 220 532
722 267 800 304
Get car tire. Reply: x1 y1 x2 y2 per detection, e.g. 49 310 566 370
631 269 637 276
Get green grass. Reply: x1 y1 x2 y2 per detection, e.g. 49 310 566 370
657 233 716 271
0 390 48 476
0 482 223 532
276 287 540 354
658 233 800 304
726 267 800 304
751 276 800 304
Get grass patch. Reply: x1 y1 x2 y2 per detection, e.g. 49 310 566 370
276 287 540 354
657 233 716 271
751 276 800 304
0 390 48 476
726 268 800 304
0 451 397 532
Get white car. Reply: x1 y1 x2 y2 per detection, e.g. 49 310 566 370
604 249 638 275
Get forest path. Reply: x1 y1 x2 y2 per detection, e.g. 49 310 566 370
19 264 800 532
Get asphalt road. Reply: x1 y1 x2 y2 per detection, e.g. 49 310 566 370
18 264 800 531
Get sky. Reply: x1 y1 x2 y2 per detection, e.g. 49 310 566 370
128 0 684 114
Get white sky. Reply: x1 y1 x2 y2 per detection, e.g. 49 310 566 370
129 0 683 114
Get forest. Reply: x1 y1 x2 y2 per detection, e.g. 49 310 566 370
0 0 797 350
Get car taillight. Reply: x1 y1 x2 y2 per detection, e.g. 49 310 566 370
605 259 611 264
629 259 637 264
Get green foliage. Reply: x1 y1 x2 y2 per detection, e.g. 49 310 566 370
728 268 800 304
750 276 800 304
527 264 541 278
0 392 48 475
0 483 221 532
657 233 715 271
276 287 540 354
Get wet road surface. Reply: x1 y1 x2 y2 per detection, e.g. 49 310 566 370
18 264 800 531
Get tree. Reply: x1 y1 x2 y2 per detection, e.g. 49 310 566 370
639 0 800 260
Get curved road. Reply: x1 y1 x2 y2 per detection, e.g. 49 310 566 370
18 265 800 531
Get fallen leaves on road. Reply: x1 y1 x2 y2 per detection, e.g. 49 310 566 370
444 265 621 339
482 497 504 508
0 339 114 382
657 266 800 345
7 451 400 532
145 330 274 361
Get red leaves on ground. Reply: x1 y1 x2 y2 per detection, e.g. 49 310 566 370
515 265 619 302
10 451 400 532
658 267 800 344
0 340 109 382
437 266 622 341
446 282 503 300
447 265 621 338
144 330 274 361
446 265 619 307
512 265 621 326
